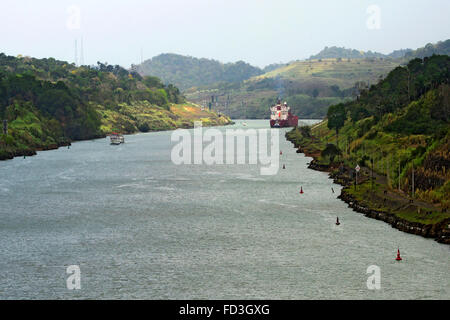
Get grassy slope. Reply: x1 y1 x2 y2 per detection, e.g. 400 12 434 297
185 58 401 119
256 58 400 87
0 101 231 160
97 101 231 134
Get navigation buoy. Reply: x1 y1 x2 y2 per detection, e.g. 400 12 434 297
395 248 402 261
283 164 286 170
300 187 304 194
280 151 283 155
336 217 340 226
332 187 335 194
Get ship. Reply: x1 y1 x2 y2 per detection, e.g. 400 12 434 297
270 100 298 128
110 132 125 145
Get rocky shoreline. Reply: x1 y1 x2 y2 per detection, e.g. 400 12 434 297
337 188 450 244
0 140 73 161
291 140 450 245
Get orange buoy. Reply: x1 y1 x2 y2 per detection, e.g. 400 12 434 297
336 217 340 226
299 187 304 194
395 248 402 261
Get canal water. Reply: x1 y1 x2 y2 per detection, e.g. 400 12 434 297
0 120 448 299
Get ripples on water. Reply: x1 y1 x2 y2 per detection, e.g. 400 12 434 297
0 120 448 299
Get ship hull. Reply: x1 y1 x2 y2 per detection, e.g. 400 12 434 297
270 116 298 128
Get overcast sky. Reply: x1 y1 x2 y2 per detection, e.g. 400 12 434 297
1 0 449 68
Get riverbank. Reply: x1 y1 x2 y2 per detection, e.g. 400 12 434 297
286 128 450 245
0 102 232 161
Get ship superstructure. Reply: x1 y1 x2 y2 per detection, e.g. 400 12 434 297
270 100 298 128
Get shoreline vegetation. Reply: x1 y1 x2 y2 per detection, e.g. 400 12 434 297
0 53 231 161
286 55 450 244
0 102 232 161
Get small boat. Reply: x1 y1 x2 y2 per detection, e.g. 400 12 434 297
336 217 340 226
110 132 124 145
242 122 248 127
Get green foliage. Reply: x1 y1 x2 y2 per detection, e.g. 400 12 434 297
322 143 342 163
309 46 386 60
136 53 262 90
0 53 206 159
327 103 346 134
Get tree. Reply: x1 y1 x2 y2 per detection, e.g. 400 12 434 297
312 88 319 98
327 103 346 146
299 125 312 138
322 143 342 164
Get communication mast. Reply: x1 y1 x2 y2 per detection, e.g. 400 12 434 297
74 39 78 66
80 37 84 66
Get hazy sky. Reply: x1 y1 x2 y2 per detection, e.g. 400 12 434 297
1 0 449 68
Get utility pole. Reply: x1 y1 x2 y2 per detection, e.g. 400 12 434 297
387 159 390 187
371 158 374 189
80 37 84 66
2 120 7 135
74 39 78 66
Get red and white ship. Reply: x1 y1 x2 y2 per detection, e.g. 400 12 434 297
270 100 298 128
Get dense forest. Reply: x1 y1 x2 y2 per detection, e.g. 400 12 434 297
0 54 229 160
135 53 263 90
287 55 450 226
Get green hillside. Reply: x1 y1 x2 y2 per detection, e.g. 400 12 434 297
286 55 450 235
186 40 450 119
135 53 263 90
185 57 399 119
0 54 231 160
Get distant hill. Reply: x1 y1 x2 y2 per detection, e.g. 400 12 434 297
186 57 399 119
135 53 263 90
309 40 450 61
405 39 450 59
309 46 386 60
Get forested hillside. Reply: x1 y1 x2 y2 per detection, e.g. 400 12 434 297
0 54 230 160
287 55 450 235
135 53 263 90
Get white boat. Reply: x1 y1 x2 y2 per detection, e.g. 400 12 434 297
110 133 124 145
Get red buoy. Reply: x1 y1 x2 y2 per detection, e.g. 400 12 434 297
280 151 283 155
336 217 340 226
395 249 402 261
300 187 304 194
